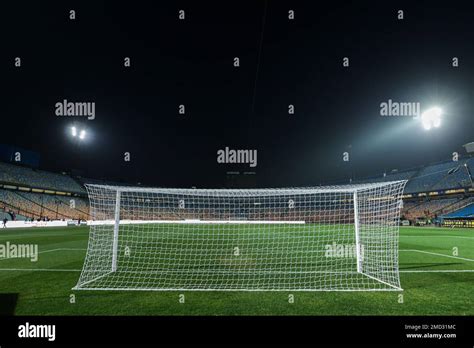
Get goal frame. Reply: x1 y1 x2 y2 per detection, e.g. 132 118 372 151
73 181 407 292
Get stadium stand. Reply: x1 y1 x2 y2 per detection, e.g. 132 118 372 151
76 176 139 188
439 197 474 227
360 169 417 184
354 157 474 224
405 159 472 193
357 157 473 194
431 158 474 191
0 154 473 224
0 162 85 194
0 161 90 220
0 189 88 221
354 156 474 224
402 197 459 220
442 202 474 218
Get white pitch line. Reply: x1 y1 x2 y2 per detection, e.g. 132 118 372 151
0 232 86 239
400 249 474 262
0 247 86 262
400 270 474 273
400 235 474 239
39 248 86 254
402 226 474 232
0 268 472 274
0 268 81 272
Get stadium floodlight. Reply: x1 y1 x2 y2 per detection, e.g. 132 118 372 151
421 107 442 130
73 181 407 292
70 126 87 140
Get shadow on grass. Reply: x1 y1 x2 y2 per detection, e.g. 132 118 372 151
0 293 18 315
400 262 461 270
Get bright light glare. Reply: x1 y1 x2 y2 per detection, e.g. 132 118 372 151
421 107 442 130
79 130 86 140
71 126 77 137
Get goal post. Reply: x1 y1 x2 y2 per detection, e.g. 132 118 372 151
111 190 121 273
73 180 407 291
353 191 362 274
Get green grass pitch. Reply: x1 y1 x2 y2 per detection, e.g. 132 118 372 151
0 225 473 315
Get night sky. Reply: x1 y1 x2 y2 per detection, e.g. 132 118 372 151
2 1 474 188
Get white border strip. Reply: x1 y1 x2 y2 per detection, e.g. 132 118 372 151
90 219 306 226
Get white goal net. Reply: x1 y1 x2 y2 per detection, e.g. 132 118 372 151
73 181 407 291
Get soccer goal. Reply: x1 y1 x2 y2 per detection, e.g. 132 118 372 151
73 181 407 291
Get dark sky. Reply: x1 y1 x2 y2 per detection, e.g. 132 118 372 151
1 0 474 188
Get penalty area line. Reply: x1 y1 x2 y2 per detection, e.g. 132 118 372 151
400 249 474 262
400 269 474 273
401 235 474 240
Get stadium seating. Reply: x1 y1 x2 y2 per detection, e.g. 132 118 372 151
356 157 473 194
358 170 417 185
406 160 472 193
402 197 459 220
442 202 474 218
0 162 85 194
431 159 473 191
0 156 473 223
0 189 88 220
